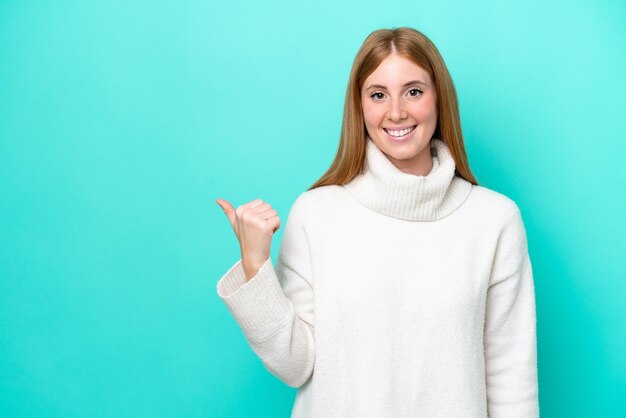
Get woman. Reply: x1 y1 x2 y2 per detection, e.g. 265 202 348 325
216 27 539 418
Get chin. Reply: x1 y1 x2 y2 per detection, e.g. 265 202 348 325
386 148 421 161
379 136 424 154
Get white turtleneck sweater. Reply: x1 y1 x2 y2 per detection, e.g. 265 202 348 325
216 137 540 418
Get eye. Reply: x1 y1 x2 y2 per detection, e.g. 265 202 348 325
408 88 423 97
370 92 385 100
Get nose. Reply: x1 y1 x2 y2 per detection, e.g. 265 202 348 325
386 96 408 122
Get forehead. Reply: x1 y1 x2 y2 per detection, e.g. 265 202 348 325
364 54 431 88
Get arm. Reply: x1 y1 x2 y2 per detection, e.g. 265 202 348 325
484 206 540 417
216 196 315 388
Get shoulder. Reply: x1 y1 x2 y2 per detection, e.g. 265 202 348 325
467 185 530 255
463 183 530 243
462 185 531 270
291 185 344 211
284 184 344 223
285 184 352 229
467 183 523 223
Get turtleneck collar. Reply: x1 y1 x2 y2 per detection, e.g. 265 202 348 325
342 136 472 221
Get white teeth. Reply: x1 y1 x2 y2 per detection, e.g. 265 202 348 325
385 126 415 137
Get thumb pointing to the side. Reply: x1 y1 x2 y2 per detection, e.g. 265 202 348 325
216 198 236 227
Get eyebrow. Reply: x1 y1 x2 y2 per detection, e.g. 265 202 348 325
365 80 427 90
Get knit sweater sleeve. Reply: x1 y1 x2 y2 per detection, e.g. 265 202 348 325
216 196 315 388
484 206 540 417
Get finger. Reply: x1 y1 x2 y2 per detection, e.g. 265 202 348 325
236 198 265 215
259 208 278 219
252 202 272 213
267 216 281 233
216 198 236 226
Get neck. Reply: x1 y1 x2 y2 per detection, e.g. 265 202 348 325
383 145 434 176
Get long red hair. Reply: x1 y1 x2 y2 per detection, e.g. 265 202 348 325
308 27 479 190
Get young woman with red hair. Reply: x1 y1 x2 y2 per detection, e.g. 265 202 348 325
216 27 539 418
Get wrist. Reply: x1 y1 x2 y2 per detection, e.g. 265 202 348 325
241 257 265 282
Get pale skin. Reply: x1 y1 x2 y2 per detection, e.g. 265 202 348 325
216 198 280 281
217 52 439 281
362 52 439 176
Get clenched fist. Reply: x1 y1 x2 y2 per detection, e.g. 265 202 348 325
216 198 281 281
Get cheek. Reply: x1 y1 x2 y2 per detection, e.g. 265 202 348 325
411 97 438 122
362 102 384 126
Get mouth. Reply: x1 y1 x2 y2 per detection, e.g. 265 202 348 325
383 125 417 140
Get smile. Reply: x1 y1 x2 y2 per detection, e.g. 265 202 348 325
383 125 417 138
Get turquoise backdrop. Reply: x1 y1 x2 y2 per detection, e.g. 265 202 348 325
1 0 624 417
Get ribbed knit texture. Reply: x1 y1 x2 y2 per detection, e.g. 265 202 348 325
216 138 540 417
344 136 472 221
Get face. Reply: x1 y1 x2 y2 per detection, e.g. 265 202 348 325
361 53 438 176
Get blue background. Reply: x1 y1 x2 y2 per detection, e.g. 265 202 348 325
1 0 624 416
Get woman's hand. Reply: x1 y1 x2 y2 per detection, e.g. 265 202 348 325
216 198 281 281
